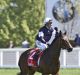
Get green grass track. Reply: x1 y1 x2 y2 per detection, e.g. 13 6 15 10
0 68 80 75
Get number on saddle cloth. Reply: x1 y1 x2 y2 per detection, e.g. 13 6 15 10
33 50 40 61
27 48 40 67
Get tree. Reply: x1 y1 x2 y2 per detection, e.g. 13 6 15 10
0 0 45 48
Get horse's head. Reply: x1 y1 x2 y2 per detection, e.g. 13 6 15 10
58 31 73 52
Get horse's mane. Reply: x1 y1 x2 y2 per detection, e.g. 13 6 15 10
50 31 61 47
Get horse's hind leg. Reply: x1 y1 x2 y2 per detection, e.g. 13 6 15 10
27 70 35 75
18 66 35 75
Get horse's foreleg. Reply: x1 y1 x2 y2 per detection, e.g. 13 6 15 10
52 72 59 75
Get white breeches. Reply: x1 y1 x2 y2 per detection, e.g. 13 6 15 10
35 40 48 51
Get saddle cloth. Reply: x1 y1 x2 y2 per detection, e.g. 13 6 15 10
27 48 43 67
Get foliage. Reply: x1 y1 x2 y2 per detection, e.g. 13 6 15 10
0 0 45 48
75 0 80 15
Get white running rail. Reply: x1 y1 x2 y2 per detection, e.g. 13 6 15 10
0 47 80 68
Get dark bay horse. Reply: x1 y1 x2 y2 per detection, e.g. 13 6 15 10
18 31 73 75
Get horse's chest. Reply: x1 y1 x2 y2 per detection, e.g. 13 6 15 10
39 60 59 73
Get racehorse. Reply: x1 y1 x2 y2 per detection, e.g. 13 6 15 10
18 31 73 75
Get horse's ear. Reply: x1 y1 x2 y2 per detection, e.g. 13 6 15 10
63 31 67 35
59 30 62 37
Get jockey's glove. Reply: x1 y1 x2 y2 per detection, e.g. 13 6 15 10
46 42 50 47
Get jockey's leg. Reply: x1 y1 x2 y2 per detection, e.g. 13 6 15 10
35 40 48 51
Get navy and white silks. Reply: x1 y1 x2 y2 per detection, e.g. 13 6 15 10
35 26 56 51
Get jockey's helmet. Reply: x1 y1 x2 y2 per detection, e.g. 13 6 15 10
44 17 52 25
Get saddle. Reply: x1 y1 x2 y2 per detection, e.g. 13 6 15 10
27 48 43 67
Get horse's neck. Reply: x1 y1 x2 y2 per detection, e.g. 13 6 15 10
45 37 61 59
41 37 61 66
51 38 61 53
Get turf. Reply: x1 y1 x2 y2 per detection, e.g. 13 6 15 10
0 68 80 75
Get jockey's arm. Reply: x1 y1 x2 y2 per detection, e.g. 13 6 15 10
38 31 46 44
47 29 56 45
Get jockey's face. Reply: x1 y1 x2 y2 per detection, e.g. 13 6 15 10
46 20 52 29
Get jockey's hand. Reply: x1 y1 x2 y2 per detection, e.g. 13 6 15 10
46 42 50 47
47 44 50 47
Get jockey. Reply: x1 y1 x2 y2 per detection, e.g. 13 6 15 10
35 17 57 51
